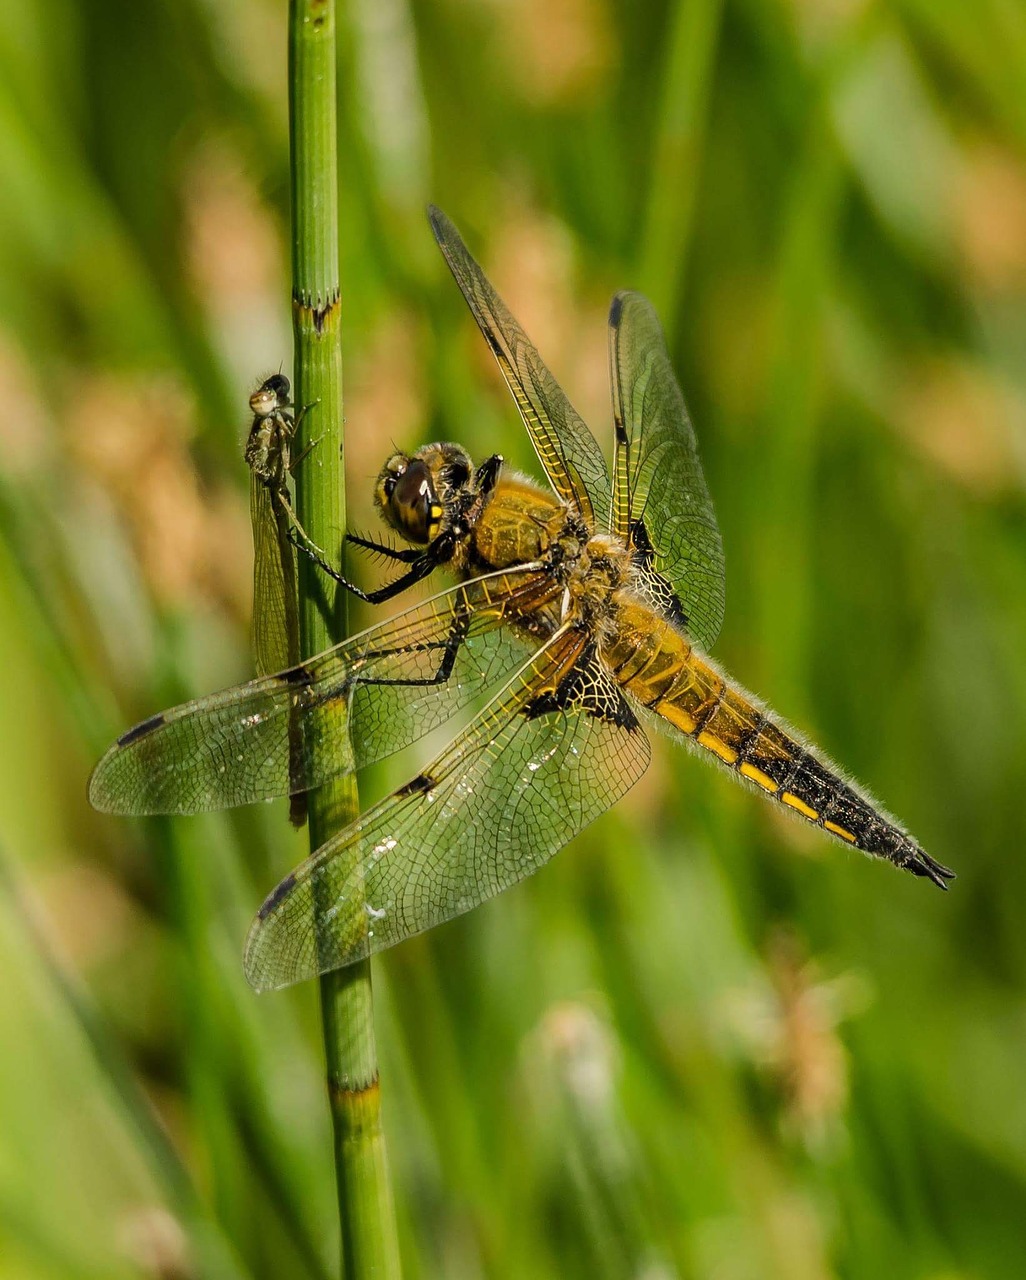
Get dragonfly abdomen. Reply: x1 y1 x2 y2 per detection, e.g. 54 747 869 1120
610 613 952 887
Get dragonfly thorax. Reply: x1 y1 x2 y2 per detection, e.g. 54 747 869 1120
559 532 631 630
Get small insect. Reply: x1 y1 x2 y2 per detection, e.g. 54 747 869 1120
245 374 318 827
90 207 953 991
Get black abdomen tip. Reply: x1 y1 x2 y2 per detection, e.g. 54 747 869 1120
908 849 956 890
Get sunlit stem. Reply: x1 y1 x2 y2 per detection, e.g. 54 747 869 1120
288 0 401 1273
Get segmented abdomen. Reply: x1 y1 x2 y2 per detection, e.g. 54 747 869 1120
602 604 952 887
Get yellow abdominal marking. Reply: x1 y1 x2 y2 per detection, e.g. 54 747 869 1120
697 730 738 764
781 791 818 821
739 762 777 792
824 820 857 843
667 706 696 733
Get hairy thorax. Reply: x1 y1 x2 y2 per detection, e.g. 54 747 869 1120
465 472 568 574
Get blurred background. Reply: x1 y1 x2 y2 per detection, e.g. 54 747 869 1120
1 0 1025 1276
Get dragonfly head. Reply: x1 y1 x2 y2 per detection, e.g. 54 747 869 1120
375 443 473 545
249 374 292 419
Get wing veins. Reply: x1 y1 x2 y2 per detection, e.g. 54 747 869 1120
245 628 653 988
429 205 609 531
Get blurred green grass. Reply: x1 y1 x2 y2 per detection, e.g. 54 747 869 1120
1 0 1025 1275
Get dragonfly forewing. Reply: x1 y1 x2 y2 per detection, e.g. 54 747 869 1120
89 568 556 816
429 205 612 532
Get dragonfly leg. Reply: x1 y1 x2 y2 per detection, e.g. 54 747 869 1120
289 524 454 604
346 531 423 564
272 489 331 562
289 399 319 433
317 603 473 712
289 434 323 471
474 453 503 493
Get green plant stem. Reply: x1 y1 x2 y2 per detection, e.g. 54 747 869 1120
288 2 401 1274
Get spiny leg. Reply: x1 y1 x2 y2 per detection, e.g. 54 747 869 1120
272 487 331 563
289 433 323 472
309 601 474 716
347 532 423 564
288 523 452 604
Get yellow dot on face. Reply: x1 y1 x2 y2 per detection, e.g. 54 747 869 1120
781 791 818 821
824 820 857 844
739 762 777 792
697 731 738 764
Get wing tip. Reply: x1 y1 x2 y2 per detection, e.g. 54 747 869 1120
608 288 653 324
426 203 449 238
243 907 293 994
86 767 114 814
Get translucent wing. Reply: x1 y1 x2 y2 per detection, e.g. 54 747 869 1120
244 629 651 989
250 476 299 678
429 205 610 531
609 291 725 651
89 568 559 815
250 470 309 826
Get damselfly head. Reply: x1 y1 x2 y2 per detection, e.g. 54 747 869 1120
249 374 292 419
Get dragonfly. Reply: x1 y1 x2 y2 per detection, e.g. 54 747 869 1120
245 373 317 827
90 206 953 991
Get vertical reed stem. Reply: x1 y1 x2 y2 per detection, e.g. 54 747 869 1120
288 2 401 1273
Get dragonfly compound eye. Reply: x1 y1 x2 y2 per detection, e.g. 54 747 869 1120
249 373 292 417
265 373 291 403
386 459 441 544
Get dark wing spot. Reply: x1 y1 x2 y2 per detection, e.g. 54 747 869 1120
258 872 297 919
522 690 560 721
629 519 655 563
524 643 640 731
629 521 689 630
281 662 315 686
117 713 166 747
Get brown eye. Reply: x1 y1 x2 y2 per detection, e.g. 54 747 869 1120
387 460 436 543
265 373 291 402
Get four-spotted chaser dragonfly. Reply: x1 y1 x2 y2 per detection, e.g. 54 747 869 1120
90 206 953 991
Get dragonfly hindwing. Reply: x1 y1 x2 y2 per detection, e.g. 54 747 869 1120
523 641 638 730
627 519 689 631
